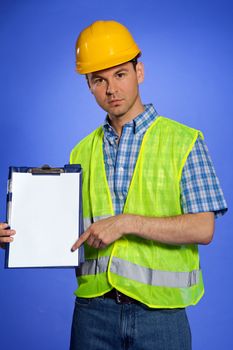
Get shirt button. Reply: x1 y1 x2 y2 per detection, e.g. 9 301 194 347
119 167 124 172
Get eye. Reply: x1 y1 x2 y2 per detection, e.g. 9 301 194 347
92 78 105 86
116 72 126 79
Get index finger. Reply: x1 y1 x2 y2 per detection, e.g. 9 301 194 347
71 230 91 252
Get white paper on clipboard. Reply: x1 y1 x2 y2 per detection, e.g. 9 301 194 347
6 165 82 268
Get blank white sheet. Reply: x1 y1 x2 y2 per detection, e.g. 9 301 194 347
8 172 80 268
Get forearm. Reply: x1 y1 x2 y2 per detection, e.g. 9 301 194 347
72 211 215 251
127 212 215 245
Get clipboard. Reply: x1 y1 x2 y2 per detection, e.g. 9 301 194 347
5 164 84 268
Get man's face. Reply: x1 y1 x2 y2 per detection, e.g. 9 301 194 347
87 61 144 121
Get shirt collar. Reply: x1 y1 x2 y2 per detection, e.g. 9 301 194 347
103 103 158 138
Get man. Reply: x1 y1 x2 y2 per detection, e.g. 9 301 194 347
68 20 227 350
0 20 227 350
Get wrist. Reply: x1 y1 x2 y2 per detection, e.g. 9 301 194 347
120 214 133 234
122 214 143 235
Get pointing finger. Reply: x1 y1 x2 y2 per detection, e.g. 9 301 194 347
71 230 91 252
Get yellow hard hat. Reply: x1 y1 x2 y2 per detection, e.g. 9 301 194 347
76 20 141 74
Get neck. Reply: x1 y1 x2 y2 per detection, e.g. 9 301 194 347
108 99 145 137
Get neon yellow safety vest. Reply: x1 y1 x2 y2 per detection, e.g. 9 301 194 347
70 116 205 308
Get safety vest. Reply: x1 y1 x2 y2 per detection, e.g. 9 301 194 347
70 116 205 308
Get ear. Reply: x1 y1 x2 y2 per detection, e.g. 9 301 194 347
85 74 93 93
136 62 144 84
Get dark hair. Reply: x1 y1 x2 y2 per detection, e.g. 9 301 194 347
130 53 141 70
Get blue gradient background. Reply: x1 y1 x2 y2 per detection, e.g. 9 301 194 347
0 1 232 349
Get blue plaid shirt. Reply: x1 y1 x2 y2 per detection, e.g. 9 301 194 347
103 104 227 217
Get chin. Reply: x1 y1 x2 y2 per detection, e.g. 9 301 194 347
109 106 127 117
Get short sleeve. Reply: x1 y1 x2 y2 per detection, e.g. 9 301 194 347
180 136 228 218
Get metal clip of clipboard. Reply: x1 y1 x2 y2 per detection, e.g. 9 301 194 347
28 164 65 175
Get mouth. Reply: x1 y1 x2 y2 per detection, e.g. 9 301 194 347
108 99 124 106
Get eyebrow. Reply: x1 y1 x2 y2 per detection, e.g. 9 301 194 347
90 74 104 81
90 68 129 81
114 68 129 74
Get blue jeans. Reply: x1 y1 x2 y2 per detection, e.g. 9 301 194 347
70 296 192 350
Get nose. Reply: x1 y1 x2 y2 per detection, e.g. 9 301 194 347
106 80 118 95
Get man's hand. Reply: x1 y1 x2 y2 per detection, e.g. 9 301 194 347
0 223 16 249
71 211 215 252
71 214 131 251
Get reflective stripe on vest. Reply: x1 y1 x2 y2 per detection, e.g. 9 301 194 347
78 256 200 288
77 256 109 276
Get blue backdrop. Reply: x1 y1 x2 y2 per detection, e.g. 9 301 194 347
0 1 232 349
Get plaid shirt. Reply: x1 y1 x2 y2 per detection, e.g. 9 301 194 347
103 104 227 217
